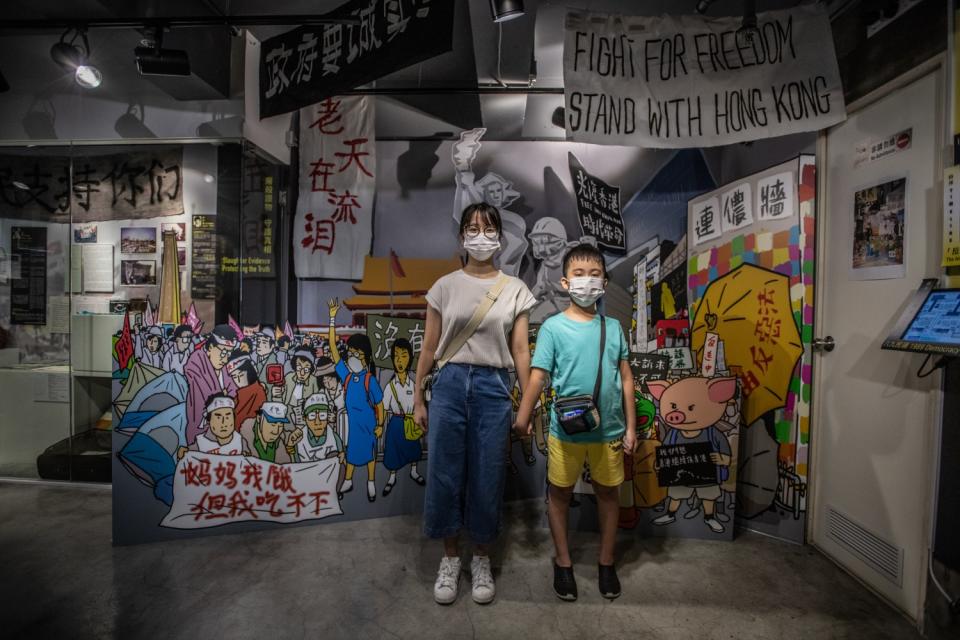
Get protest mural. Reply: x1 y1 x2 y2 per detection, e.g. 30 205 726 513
295 96 375 279
568 152 626 253
366 313 424 371
563 4 845 148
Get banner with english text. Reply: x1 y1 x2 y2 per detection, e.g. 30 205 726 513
563 4 846 148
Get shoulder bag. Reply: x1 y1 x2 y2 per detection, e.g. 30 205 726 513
553 316 606 436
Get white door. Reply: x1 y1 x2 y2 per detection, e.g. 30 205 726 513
811 68 944 621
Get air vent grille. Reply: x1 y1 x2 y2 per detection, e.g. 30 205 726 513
826 507 903 587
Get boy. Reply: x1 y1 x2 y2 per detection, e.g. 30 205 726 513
514 243 636 601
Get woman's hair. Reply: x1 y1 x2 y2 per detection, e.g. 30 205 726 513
458 202 502 238
391 338 413 371
346 333 376 375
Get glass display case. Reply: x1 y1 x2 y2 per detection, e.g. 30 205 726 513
0 140 288 482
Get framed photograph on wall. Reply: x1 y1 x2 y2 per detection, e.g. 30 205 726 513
120 227 157 254
73 224 98 243
121 259 156 286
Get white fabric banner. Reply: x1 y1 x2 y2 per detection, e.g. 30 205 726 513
294 95 376 279
563 4 846 148
161 452 342 529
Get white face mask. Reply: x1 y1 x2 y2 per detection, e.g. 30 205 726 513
347 356 363 373
463 235 500 261
567 276 605 307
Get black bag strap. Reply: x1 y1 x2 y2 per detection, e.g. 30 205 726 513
592 316 606 404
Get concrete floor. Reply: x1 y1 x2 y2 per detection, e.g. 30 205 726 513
1 482 922 640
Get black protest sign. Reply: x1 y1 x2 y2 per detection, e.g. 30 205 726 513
655 442 717 487
568 153 626 253
259 0 454 118
0 149 183 223
10 226 47 325
628 352 671 386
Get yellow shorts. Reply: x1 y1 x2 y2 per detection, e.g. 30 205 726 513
548 435 624 488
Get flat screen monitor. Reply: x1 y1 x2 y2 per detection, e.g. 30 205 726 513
882 282 960 356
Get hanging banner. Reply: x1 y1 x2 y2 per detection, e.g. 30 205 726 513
563 4 846 148
0 148 183 222
295 96 376 280
259 0 453 118
161 453 342 529
568 152 626 253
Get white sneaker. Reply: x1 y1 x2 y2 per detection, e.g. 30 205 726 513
470 555 495 604
434 556 461 605
704 517 725 534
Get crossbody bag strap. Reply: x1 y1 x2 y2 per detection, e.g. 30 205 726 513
436 274 510 369
592 315 606 404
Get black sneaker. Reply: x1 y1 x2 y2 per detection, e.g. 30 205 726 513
553 562 577 601
598 564 621 600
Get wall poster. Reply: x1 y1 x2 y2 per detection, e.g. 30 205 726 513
10 226 46 325
851 177 907 280
190 215 217 300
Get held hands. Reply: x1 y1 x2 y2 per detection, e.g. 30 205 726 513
374 425 383 439
512 418 533 437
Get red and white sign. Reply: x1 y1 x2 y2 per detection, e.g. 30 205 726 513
161 452 342 529
701 332 720 377
294 95 376 279
854 127 912 167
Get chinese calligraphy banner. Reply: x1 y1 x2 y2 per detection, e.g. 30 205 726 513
562 4 846 148
161 452 342 529
259 0 453 118
366 314 424 370
655 442 718 487
568 152 626 253
0 148 183 222
628 351 670 386
295 96 375 279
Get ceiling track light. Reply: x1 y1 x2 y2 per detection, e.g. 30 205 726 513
695 0 718 14
50 27 101 89
736 0 760 47
135 26 191 77
489 0 524 23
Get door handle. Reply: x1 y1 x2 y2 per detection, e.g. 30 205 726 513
812 336 835 353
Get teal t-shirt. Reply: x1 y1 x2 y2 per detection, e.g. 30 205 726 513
531 313 629 443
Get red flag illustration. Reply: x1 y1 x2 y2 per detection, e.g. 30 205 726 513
115 312 135 371
389 248 406 278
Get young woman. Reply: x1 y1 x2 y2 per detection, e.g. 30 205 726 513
325 320 385 503
381 338 424 497
414 202 536 606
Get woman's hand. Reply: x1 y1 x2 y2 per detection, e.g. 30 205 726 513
414 403 429 434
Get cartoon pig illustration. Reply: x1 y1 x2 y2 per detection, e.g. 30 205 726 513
644 376 737 534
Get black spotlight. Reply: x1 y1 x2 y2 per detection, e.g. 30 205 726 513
135 28 190 76
695 0 718 14
50 28 101 88
490 0 524 23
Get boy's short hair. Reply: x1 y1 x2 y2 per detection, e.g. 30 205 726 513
562 243 606 278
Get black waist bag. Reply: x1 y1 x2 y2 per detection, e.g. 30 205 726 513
553 316 605 436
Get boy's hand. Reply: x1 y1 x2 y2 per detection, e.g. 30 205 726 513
709 452 731 466
513 419 533 437
622 429 637 456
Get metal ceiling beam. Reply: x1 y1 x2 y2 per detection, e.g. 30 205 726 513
0 14 359 31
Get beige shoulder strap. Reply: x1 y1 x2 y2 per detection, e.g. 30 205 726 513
436 274 509 369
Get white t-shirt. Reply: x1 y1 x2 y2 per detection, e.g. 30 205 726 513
425 270 536 370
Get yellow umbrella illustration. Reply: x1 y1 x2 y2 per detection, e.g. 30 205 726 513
690 264 803 425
